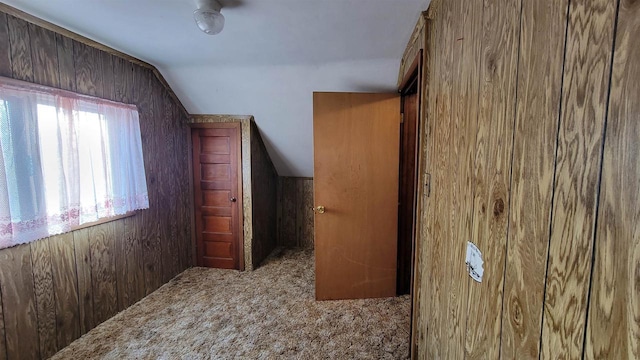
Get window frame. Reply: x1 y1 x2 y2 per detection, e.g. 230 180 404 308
0 75 148 247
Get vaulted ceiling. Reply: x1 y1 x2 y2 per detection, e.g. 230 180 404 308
2 0 429 176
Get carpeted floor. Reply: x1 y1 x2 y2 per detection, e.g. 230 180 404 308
52 248 410 359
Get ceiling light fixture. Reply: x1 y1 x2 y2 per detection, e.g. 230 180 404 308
194 0 225 35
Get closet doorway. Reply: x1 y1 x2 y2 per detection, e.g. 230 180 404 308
191 123 244 270
397 50 422 295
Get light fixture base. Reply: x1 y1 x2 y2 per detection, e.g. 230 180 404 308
194 0 224 35
195 0 222 12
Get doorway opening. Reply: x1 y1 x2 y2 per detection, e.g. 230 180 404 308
397 50 422 295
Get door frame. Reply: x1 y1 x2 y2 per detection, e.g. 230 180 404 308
398 49 423 357
188 122 245 271
398 49 423 294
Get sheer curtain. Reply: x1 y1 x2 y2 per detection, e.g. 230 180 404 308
0 78 149 249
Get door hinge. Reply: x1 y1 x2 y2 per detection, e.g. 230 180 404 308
400 113 405 123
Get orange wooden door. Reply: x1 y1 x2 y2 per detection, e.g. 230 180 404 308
191 124 243 270
313 92 401 300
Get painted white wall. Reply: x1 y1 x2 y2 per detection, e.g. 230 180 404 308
163 58 400 176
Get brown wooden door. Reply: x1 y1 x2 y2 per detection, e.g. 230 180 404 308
191 124 243 270
313 92 401 300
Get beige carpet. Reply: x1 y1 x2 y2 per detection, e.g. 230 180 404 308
52 248 410 359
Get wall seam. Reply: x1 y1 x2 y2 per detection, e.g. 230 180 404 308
48 240 59 353
25 21 44 358
0 12 11 360
498 0 525 357
462 0 486 356
29 247 42 358
106 55 121 317
537 0 573 357
580 0 622 357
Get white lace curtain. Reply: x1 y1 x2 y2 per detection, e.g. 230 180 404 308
0 78 149 250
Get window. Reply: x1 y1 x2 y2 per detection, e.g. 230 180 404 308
0 78 149 250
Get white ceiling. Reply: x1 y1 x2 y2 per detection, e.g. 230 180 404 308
3 0 430 177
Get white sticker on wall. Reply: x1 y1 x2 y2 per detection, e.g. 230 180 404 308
466 241 484 283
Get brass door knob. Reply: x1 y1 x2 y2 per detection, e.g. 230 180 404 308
230 197 237 202
314 205 326 214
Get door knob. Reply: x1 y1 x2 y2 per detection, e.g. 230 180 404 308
230 197 237 202
314 205 326 214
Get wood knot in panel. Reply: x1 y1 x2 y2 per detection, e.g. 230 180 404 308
510 295 524 328
635 262 640 291
487 56 497 76
493 198 505 216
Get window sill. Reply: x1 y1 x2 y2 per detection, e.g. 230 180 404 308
70 210 139 232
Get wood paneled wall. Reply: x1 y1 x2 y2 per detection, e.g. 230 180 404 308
0 9 192 360
408 0 639 358
277 177 314 249
250 121 278 268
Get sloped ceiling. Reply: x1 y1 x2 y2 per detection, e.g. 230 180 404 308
2 0 430 176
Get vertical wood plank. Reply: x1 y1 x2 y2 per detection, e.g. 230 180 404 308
4 15 38 360
113 57 134 104
73 41 103 97
101 52 115 101
7 15 33 82
55 34 75 92
28 24 59 88
170 102 184 273
0 284 6 360
295 179 313 249
500 0 569 358
444 0 482 357
540 0 618 358
300 179 314 249
446 0 467 356
150 81 166 287
295 178 305 248
464 0 521 358
176 104 192 272
49 232 80 350
410 17 425 358
114 58 145 308
0 244 39 359
159 88 178 281
89 221 118 325
73 229 94 335
282 178 297 247
119 216 145 309
427 0 453 357
0 12 12 77
168 96 181 278
277 177 314 249
30 238 58 358
585 0 640 357
137 69 162 295
276 177 284 245
414 13 440 358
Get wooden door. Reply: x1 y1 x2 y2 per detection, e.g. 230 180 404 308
191 124 243 270
313 92 401 300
